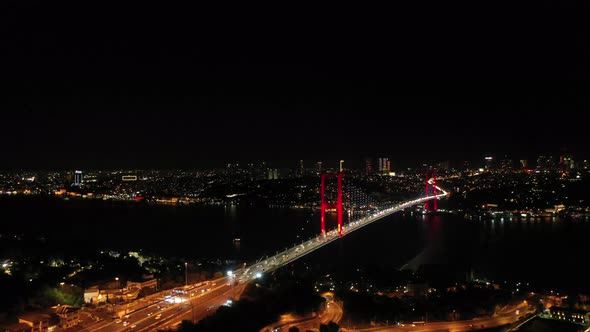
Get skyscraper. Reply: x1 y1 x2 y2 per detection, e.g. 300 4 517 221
316 161 322 175
484 156 494 170
268 168 279 180
297 160 304 177
536 155 554 170
74 170 83 186
378 157 389 175
365 158 373 176
339 160 344 172
560 154 575 170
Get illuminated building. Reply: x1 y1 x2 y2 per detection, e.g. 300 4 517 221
365 159 373 176
378 157 390 175
536 155 554 170
267 169 278 180
74 170 83 186
484 156 494 170
297 160 304 177
560 154 575 170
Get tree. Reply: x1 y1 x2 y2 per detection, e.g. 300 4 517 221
288 327 300 332
176 320 196 331
327 322 340 332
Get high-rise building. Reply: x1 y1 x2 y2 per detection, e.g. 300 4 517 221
499 155 513 170
339 160 344 172
378 157 389 175
560 154 575 170
316 161 322 175
268 168 279 180
537 155 554 170
365 159 373 176
297 160 304 177
74 170 83 186
484 156 494 170
463 160 470 171
519 160 528 168
437 160 450 171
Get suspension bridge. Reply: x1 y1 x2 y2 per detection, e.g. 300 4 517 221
233 169 449 284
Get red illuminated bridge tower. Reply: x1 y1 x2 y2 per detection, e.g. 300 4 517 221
425 168 438 212
320 172 344 236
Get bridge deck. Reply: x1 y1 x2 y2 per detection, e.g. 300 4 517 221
235 190 448 284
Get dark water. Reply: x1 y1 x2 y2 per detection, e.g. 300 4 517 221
1 196 588 291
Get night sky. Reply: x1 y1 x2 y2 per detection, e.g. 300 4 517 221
1 2 588 169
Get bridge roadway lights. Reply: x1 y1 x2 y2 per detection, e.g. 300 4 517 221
241 193 448 282
320 172 344 236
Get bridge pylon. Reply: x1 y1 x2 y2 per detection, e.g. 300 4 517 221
425 168 438 212
320 172 343 236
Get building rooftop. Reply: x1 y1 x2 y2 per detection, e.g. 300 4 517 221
54 304 81 314
5 322 34 332
18 312 52 323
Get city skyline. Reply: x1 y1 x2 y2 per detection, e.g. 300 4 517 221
2 3 589 332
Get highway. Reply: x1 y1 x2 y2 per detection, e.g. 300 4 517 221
262 297 530 332
345 301 531 332
261 292 344 332
290 299 344 332
78 277 243 332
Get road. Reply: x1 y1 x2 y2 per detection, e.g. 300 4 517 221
155 282 248 332
260 293 344 332
76 276 245 332
344 301 531 332
262 299 530 332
